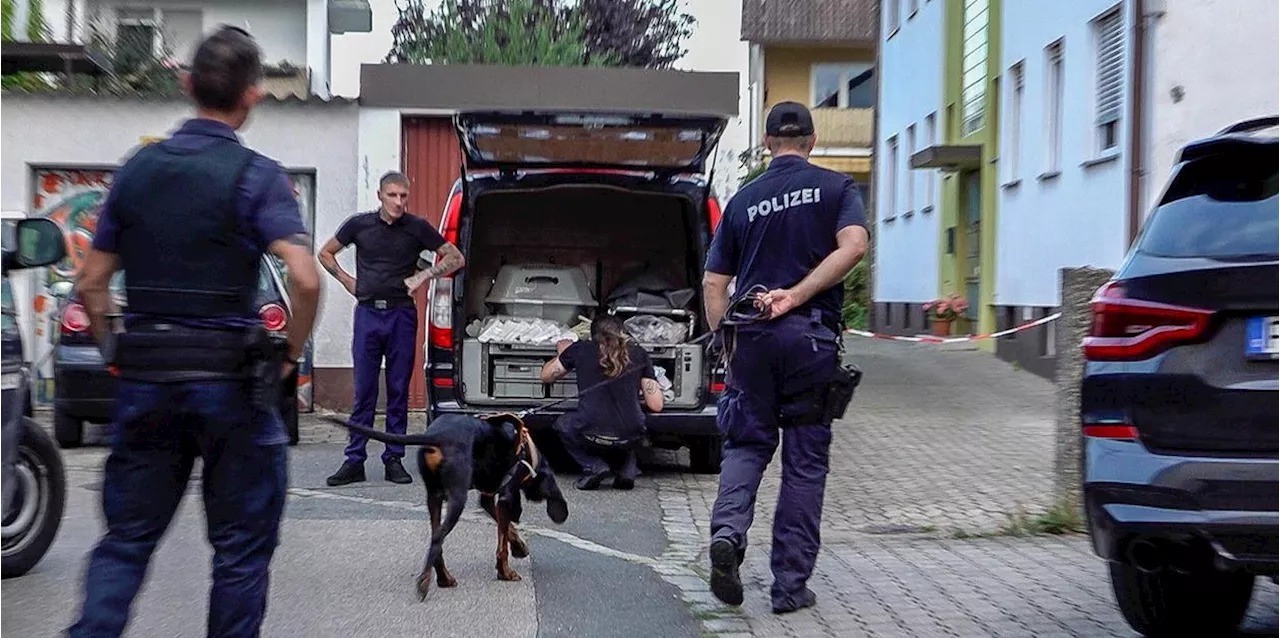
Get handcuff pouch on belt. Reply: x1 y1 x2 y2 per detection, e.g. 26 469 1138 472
112 322 282 410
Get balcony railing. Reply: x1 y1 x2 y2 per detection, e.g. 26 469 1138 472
811 107 873 148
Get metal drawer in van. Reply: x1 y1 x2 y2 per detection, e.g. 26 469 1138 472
641 343 703 409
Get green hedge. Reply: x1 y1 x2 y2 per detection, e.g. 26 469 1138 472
842 261 869 330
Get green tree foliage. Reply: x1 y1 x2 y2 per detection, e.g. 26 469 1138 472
387 0 691 68
1 0 52 91
388 0 603 66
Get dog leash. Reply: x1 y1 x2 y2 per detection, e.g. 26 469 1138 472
513 360 654 419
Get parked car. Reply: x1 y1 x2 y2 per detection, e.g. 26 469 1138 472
2 217 68 577
52 256 301 447
1081 116 1279 636
425 110 729 473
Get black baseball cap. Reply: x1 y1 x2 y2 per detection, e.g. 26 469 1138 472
765 101 815 137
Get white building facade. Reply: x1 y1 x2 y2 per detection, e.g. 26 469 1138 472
33 0 372 97
1142 0 1280 213
873 0 945 320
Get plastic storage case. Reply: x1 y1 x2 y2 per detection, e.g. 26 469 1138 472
485 264 596 324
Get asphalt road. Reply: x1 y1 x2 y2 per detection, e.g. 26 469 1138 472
1 442 703 638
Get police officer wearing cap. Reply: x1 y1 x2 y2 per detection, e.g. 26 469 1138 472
702 101 869 614
69 26 321 637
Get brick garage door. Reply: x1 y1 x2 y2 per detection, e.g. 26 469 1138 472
402 117 462 408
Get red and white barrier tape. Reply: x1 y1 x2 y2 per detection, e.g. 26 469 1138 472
845 312 1062 344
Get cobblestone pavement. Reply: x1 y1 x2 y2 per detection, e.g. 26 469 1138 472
648 338 1278 637
71 338 1278 637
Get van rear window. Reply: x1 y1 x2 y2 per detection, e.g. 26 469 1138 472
1139 149 1278 261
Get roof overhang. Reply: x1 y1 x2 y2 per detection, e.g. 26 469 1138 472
360 64 739 117
910 144 983 172
0 42 110 76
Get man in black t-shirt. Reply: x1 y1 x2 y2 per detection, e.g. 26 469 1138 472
318 171 465 487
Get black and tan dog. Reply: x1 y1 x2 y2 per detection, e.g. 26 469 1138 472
325 413 569 600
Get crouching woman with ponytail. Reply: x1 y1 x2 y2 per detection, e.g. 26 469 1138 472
541 314 664 490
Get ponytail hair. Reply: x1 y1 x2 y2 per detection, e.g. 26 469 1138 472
591 314 631 379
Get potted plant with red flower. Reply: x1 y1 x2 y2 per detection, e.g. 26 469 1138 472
922 294 970 336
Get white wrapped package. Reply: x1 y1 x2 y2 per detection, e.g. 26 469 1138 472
653 366 676 402
476 315 579 346
623 315 686 345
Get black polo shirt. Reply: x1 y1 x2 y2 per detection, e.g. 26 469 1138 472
334 210 446 304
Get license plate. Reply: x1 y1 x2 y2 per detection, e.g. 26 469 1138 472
1244 316 1279 360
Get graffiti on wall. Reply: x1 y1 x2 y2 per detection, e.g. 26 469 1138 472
30 167 317 412
30 170 113 405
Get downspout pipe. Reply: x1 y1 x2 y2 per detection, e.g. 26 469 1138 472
1126 0 1148 246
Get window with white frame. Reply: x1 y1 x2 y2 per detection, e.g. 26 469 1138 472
924 113 937 210
115 7 204 69
1044 40 1065 174
1006 62 1024 180
960 0 990 136
885 135 899 220
1093 7 1124 153
887 0 901 35
811 63 875 109
905 125 916 214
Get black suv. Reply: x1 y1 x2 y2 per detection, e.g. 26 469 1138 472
425 111 729 473
1081 116 1279 636
3 217 68 577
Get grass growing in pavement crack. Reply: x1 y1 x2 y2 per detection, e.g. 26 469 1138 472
946 502 1085 539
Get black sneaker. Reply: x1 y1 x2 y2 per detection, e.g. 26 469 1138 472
326 462 365 487
771 588 817 615
575 471 610 491
709 539 744 606
612 476 635 491
385 458 413 484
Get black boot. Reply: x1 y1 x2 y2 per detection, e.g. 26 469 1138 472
772 589 818 615
709 539 744 606
385 458 412 484
575 470 610 491
326 461 365 487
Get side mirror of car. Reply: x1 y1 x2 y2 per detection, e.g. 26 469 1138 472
6 218 67 270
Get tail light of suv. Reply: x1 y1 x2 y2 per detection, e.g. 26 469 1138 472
1082 282 1215 361
427 190 462 351
60 302 89 334
259 303 288 332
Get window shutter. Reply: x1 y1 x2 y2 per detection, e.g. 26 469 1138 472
1095 9 1124 125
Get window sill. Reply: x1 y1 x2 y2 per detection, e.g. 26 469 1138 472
1037 170 1062 182
921 205 934 214
903 209 915 219
886 26 901 40
1001 178 1022 190
909 9 919 20
883 215 897 224
1081 150 1120 169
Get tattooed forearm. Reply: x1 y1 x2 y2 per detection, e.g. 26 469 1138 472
404 243 466 293
643 380 661 395
426 243 465 278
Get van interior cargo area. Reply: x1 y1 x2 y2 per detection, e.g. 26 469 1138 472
458 184 707 408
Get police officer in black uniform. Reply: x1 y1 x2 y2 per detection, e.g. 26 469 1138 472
68 26 321 637
702 102 869 614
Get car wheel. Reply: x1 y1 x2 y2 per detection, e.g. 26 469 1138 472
687 435 723 474
1108 561 1254 637
281 369 299 447
3 418 67 578
52 410 82 449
